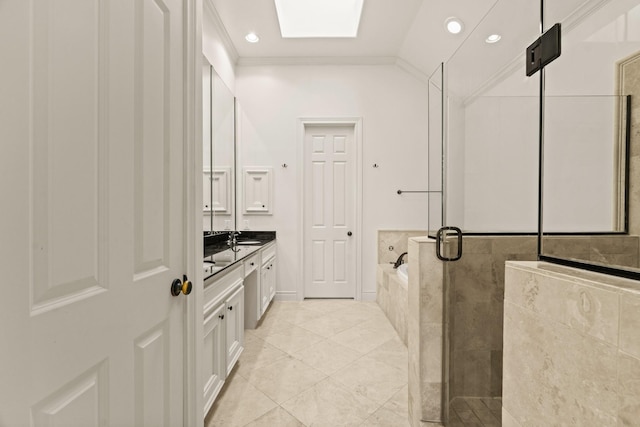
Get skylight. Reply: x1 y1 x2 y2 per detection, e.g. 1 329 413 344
274 0 364 38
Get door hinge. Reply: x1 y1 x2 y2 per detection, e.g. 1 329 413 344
526 23 562 77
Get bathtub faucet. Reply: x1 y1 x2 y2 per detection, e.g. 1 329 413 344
393 252 407 269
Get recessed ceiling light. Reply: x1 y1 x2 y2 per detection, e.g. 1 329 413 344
445 17 464 35
245 32 260 43
274 0 364 38
486 34 501 44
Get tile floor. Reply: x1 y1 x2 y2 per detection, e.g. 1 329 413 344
204 300 502 427
205 300 410 427
449 397 502 427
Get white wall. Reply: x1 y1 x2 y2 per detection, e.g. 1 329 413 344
202 3 236 92
235 64 430 300
444 0 640 233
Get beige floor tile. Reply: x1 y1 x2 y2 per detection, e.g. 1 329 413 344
273 307 326 325
330 355 407 405
251 314 297 339
244 407 305 427
382 384 409 418
299 299 359 313
329 320 397 354
366 337 408 375
281 378 379 427
205 373 277 427
360 406 411 427
297 312 367 338
243 355 327 404
291 339 364 375
234 337 288 378
263 324 326 354
330 306 381 325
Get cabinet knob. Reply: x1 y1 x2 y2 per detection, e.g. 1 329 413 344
219 314 224 320
347 231 352 236
228 305 233 311
250 262 254 266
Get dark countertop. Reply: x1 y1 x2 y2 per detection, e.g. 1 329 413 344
203 231 276 282
204 230 276 258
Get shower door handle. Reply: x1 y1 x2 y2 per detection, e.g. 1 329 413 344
436 226 462 262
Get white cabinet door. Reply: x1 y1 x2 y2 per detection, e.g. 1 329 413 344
225 285 245 375
203 304 226 415
243 168 273 214
260 256 276 314
260 264 270 315
268 257 277 301
0 1 193 426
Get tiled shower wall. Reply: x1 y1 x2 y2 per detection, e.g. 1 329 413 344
378 232 640 419
447 235 640 400
447 236 538 399
503 261 640 425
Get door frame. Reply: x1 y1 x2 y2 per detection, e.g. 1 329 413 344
297 117 363 301
185 0 203 425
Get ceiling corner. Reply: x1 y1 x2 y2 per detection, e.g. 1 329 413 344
203 0 240 65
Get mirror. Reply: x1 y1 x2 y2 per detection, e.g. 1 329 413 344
203 58 236 234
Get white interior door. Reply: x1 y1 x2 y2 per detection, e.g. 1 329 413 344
304 124 356 298
0 1 192 425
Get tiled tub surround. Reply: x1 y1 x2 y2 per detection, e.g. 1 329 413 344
378 230 428 265
376 230 427 347
377 263 409 345
503 261 640 426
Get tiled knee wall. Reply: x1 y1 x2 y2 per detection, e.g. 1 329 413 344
503 261 640 426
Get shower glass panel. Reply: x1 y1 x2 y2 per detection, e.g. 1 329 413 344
443 0 540 233
428 64 444 233
540 0 640 273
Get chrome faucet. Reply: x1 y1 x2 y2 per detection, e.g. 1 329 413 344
227 230 242 248
393 252 407 269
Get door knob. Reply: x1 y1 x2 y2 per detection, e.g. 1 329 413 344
347 231 352 236
171 275 192 296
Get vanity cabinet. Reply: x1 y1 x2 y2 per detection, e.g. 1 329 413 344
202 239 277 417
203 264 244 416
260 243 277 316
224 285 244 375
203 304 225 413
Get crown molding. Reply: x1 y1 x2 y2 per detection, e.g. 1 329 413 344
395 58 433 85
203 0 239 64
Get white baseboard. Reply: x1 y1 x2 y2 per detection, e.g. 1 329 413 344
275 291 298 301
361 291 376 301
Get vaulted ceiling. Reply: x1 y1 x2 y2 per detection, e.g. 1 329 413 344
208 0 498 77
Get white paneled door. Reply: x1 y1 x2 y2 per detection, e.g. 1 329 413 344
304 124 356 298
0 1 193 426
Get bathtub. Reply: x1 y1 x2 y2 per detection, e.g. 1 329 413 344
396 263 409 284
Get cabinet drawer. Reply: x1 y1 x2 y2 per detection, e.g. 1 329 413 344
244 253 259 277
261 243 276 266
204 264 243 316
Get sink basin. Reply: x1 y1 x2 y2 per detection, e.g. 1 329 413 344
237 240 261 245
